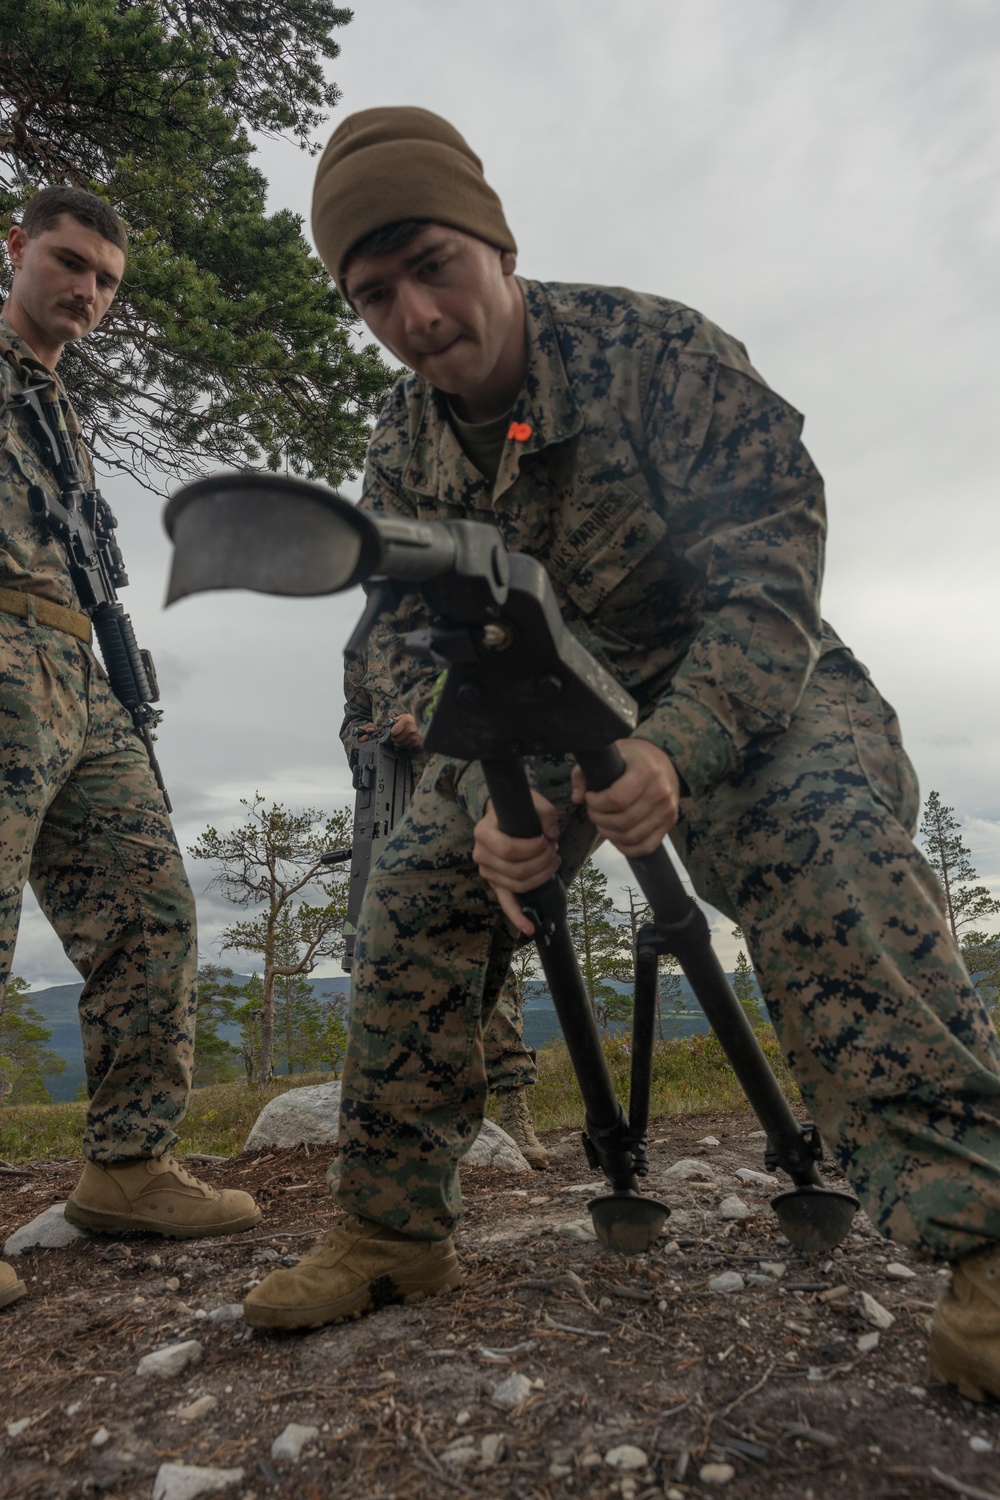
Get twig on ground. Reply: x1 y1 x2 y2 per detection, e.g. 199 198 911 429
887 1467 1000 1500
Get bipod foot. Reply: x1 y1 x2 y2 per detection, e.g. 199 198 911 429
771 1184 860 1253
588 1192 671 1255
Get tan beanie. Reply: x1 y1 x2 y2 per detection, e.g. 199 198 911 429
312 106 516 290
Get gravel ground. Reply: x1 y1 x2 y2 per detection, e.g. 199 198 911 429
2 1109 1000 1500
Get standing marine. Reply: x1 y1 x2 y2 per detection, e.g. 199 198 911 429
245 109 1000 1406
0 187 259 1312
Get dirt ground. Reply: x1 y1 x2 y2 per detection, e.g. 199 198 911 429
2 1111 1000 1500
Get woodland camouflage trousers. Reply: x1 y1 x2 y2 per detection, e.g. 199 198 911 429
337 649 1000 1261
0 613 197 1159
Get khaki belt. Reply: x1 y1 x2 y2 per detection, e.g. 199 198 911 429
0 586 93 644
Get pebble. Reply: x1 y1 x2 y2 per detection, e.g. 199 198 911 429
717 1195 751 1221
859 1292 895 1330
709 1271 745 1294
441 1438 476 1466
885 1262 916 1280
176 1395 218 1421
151 1463 245 1500
480 1433 504 1466
491 1372 534 1409
65 1401 83 1418
857 1330 880 1352
758 1261 786 1279
206 1304 244 1324
164 1276 181 1292
604 1444 647 1470
137 1340 203 1378
557 1218 598 1243
663 1159 715 1182
549 1462 573 1478
696 1136 721 1146
271 1422 319 1462
699 1462 736 1485
970 1436 993 1454
91 1427 111 1447
6 1418 32 1438
3 1204 87 1255
667 1491 685 1500
734 1167 779 1187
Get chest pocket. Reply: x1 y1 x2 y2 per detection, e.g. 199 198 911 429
551 483 669 618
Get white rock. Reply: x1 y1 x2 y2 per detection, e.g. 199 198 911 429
857 1331 880 1353
663 1158 716 1182
970 1436 993 1454
697 1136 721 1146
709 1271 745 1294
151 1463 245 1500
6 1417 32 1438
4 1204 87 1255
758 1261 786 1279
271 1422 319 1462
605 1444 648 1470
137 1340 203 1378
176 1396 218 1421
699 1462 736 1485
480 1433 504 1466
859 1292 895 1330
557 1217 598 1243
885 1262 916 1280
735 1167 779 1187
206 1304 244 1324
245 1081 341 1149
91 1426 111 1447
463 1118 532 1172
491 1372 534 1410
718 1195 751 1221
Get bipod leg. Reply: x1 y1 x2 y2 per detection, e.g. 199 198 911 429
576 747 859 1254
481 757 670 1254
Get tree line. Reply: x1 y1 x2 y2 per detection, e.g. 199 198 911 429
3 788 999 1105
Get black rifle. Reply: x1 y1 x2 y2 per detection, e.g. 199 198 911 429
11 382 171 811
327 723 414 971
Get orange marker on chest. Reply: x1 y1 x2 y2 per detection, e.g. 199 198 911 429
507 421 532 443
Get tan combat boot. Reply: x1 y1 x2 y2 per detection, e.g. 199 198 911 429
64 1155 261 1239
495 1086 549 1170
930 1243 1000 1401
243 1215 463 1330
0 1260 26 1309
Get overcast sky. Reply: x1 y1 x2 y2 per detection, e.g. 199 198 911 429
14 0 1000 987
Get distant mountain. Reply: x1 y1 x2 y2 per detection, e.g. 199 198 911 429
24 970 743 1103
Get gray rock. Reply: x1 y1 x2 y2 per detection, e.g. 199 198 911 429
137 1340 203 1378
859 1292 895 1330
717 1195 751 1221
758 1260 786 1279
663 1158 715 1183
709 1271 745 1294
151 1464 245 1500
480 1433 504 1466
491 1372 534 1410
969 1436 993 1454
856 1328 879 1351
734 1167 779 1187
6 1418 33 1438
175 1396 218 1421
463 1118 531 1171
696 1136 721 1146
271 1422 320 1463
605 1444 648 1470
557 1217 598 1244
206 1304 243 1325
4 1204 87 1255
885 1261 916 1280
699 1462 736 1485
91 1426 111 1447
245 1081 341 1149
440 1437 477 1466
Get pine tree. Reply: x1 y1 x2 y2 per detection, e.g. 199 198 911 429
192 964 242 1084
566 859 633 1033
657 963 687 1039
190 796 350 1080
0 975 66 1104
316 990 349 1077
919 792 1000 944
0 0 393 485
731 928 766 1026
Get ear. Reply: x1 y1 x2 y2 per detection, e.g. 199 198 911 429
499 248 518 277
7 224 28 270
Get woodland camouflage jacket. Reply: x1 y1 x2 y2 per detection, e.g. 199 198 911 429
0 316 94 609
360 278 844 814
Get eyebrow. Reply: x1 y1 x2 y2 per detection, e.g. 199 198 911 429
348 237 454 300
53 244 122 286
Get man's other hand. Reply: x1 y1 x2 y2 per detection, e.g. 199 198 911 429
473 791 560 936
389 713 424 752
571 738 680 855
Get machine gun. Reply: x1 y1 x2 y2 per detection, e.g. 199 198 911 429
11 382 170 810
164 472 859 1256
322 722 415 971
